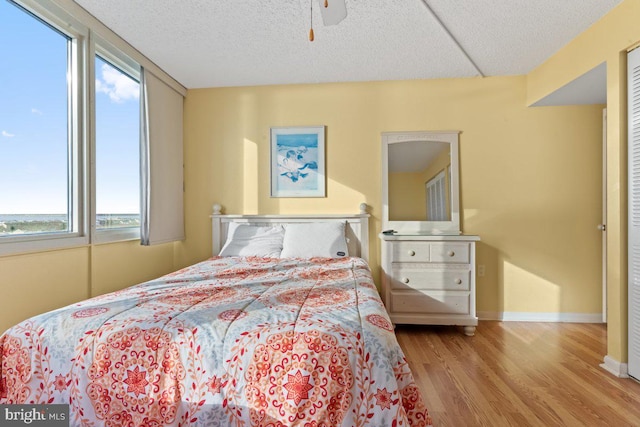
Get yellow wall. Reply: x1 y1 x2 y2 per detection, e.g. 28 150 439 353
526 0 640 365
0 241 178 333
389 172 426 220
182 76 604 317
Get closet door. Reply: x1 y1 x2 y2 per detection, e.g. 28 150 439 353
628 47 640 380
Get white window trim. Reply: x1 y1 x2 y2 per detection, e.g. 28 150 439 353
93 227 140 244
0 234 89 257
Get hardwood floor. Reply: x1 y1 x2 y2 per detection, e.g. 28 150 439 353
395 321 640 427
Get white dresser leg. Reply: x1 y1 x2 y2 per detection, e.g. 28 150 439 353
463 326 476 336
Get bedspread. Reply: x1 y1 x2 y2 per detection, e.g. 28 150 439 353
0 257 432 427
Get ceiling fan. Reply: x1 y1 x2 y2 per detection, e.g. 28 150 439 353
309 0 347 41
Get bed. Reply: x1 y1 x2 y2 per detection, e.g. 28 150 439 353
0 204 432 427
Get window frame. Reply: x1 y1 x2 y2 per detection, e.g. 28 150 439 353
91 37 142 244
0 0 88 256
0 0 146 255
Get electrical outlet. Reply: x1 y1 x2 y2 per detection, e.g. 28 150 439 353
477 264 485 277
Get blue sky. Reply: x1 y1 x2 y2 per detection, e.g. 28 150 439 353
95 56 140 216
0 0 140 215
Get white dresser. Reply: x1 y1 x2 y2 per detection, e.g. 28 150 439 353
379 234 480 336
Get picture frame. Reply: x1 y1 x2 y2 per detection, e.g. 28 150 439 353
270 126 326 198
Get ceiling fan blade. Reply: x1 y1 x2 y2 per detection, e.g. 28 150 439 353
319 0 347 26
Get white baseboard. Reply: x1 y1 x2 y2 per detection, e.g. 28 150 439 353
477 311 603 323
600 355 629 378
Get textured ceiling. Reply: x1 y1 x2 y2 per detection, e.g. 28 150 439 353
73 0 622 89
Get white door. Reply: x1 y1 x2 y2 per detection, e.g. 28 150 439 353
628 47 640 380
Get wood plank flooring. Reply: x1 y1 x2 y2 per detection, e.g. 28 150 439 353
395 321 640 427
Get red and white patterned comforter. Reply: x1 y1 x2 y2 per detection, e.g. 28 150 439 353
0 256 432 426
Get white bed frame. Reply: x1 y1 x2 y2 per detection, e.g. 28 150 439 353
211 203 370 262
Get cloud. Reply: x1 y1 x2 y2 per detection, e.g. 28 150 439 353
31 108 43 115
2 130 15 138
96 64 139 103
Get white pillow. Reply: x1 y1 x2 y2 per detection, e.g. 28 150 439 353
219 223 284 257
280 222 349 258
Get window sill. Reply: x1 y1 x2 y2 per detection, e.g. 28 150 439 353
0 234 89 257
0 227 143 257
93 227 140 244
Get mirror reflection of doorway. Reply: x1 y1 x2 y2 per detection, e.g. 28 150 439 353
388 140 451 221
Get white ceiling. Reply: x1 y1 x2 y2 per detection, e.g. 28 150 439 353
389 140 449 173
73 0 622 91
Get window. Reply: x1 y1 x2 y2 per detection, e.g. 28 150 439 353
0 0 144 252
0 0 82 247
0 0 183 255
94 54 140 234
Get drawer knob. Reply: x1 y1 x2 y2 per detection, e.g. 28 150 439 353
447 250 455 257
408 250 416 256
402 277 410 284
455 278 463 285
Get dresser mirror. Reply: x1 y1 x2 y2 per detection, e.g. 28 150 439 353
382 131 461 234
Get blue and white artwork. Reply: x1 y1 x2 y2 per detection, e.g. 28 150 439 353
271 127 325 197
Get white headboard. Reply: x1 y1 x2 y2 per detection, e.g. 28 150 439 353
211 203 370 262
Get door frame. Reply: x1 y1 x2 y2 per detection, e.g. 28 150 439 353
602 108 607 323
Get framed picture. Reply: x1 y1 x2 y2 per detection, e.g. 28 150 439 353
270 126 326 198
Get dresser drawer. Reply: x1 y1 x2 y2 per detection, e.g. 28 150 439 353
430 242 470 263
391 242 431 262
390 292 470 315
390 268 470 291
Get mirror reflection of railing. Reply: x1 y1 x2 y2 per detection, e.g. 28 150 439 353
382 131 461 235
